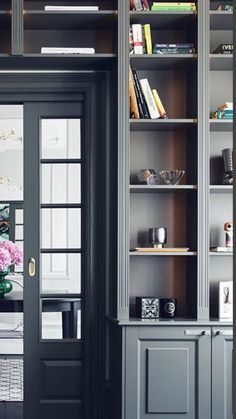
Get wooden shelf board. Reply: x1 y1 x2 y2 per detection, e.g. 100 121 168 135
130 251 197 256
130 54 197 70
210 54 233 71
210 120 232 132
210 11 233 30
130 119 197 131
24 10 118 30
130 185 197 192
0 54 116 70
209 185 233 193
209 252 233 256
130 11 197 29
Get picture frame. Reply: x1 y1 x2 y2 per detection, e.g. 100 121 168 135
219 281 233 320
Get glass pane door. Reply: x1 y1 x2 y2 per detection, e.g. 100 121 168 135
40 118 82 340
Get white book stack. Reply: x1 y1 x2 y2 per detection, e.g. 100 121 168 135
132 24 144 55
41 47 95 54
45 6 99 11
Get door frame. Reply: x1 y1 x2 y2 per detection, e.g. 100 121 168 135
0 72 110 419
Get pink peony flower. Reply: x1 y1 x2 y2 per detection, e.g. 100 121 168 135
0 240 23 267
0 247 12 271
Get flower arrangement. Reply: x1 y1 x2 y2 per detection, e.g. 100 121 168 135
0 240 23 296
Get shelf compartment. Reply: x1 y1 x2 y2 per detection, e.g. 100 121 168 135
210 54 233 71
0 54 116 70
209 185 233 193
130 185 197 192
130 11 197 29
210 11 233 30
130 251 197 256
130 119 197 131
24 10 118 30
210 120 232 132
130 54 197 70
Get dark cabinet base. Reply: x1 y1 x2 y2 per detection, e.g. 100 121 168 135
0 402 23 419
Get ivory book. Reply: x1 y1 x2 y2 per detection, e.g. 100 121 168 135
41 47 95 54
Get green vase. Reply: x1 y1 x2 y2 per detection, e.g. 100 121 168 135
0 270 13 296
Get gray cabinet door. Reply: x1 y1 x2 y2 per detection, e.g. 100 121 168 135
124 326 211 419
212 327 233 419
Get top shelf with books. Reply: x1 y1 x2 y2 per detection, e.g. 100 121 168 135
23 1 117 11
130 11 197 29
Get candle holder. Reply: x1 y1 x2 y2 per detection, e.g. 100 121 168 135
149 227 167 248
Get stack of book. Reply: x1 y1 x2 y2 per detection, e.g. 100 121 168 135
153 43 195 54
130 0 150 10
44 6 99 11
129 66 167 119
151 2 196 11
130 24 152 54
216 3 233 11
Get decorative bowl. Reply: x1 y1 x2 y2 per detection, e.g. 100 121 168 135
159 170 185 185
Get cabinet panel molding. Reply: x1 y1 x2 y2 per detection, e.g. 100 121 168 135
147 347 190 414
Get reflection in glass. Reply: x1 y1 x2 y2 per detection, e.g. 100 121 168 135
41 253 81 294
41 301 81 340
41 208 81 249
0 105 23 201
41 164 81 204
41 119 81 159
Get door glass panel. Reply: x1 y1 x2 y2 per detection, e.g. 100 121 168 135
0 106 24 405
41 253 81 294
41 163 81 204
41 208 81 249
41 119 81 159
40 117 82 341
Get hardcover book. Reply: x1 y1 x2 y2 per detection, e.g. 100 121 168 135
132 24 144 54
129 66 140 119
139 79 160 119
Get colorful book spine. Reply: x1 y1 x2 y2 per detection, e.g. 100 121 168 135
152 89 167 118
132 24 144 54
129 67 140 119
142 0 150 10
134 0 143 11
132 73 145 119
132 69 150 119
139 79 160 119
144 24 152 55
129 26 134 54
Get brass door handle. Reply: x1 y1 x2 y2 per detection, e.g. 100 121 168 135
28 257 36 277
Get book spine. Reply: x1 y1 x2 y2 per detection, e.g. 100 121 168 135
132 24 144 54
152 2 195 6
152 89 167 119
44 6 99 10
129 26 134 54
132 70 145 118
144 24 152 54
139 79 160 119
154 43 194 48
134 0 143 10
151 7 196 11
132 69 150 119
129 67 140 119
130 0 136 10
142 26 147 54
142 0 150 10
41 47 95 54
153 48 195 54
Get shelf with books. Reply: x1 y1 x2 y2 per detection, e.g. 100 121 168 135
210 10 233 30
210 54 233 71
129 185 197 192
130 11 197 29
209 119 232 132
23 10 118 30
130 54 197 69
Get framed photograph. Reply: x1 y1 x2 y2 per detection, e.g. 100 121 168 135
219 281 233 320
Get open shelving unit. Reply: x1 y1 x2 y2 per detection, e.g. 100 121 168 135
209 0 233 320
